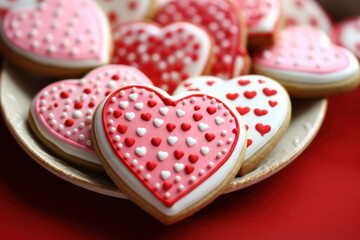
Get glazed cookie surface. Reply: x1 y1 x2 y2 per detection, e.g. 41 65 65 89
231 0 283 48
92 85 247 224
95 0 157 27
111 21 213 94
29 65 153 171
0 0 112 77
154 0 250 80
174 75 291 175
331 16 360 61
253 27 360 97
281 0 333 33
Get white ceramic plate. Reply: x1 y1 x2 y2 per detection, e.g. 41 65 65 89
0 62 327 198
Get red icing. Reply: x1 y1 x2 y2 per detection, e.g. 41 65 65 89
255 123 271 136
101 85 240 207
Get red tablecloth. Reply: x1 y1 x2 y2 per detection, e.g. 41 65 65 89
0 85 359 239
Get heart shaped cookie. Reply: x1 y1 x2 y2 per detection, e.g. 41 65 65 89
95 0 156 26
332 16 360 61
281 0 333 33
174 75 291 175
92 85 247 224
0 0 112 77
154 0 250 80
29 65 153 171
111 21 213 94
253 27 360 97
230 0 283 48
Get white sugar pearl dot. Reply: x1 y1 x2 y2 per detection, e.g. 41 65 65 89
120 90 125 97
190 97 196 103
40 99 46 106
178 185 184 191
202 96 207 101
218 104 223 109
79 134 84 140
50 120 57 126
199 169 205 175
145 174 151 180
73 128 78 134
110 127 116 133
138 166 144 171
65 131 71 137
227 138 233 144
108 120 114 125
208 162 214 168
40 107 46 113
221 130 227 136
117 143 123 149
165 192 170 198
182 100 187 105
86 140 92 146
48 113 54 119
211 98 216 104
222 149 228 154
108 108 113 113
58 125 64 131
217 152 222 159
86 116 92 123
190 176 196 183
42 91 48 97
79 123 85 129
218 140 223 146
230 117 234 122
132 159 138 166
155 183 160 189
175 176 181 182
224 110 229 116
114 135 120 141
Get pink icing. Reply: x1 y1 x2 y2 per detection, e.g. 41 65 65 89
253 27 350 73
111 21 212 94
101 85 240 207
34 65 153 154
154 0 248 79
3 0 107 61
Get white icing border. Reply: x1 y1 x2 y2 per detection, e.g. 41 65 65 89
94 86 246 216
30 97 100 165
0 1 111 68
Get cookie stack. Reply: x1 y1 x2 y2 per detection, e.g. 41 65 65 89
0 0 358 224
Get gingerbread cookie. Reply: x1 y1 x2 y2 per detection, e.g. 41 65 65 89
0 0 112 77
281 0 333 33
95 0 157 27
231 0 283 48
111 21 213 94
253 27 360 98
154 0 250 80
29 65 153 171
92 85 247 224
174 75 291 175
331 16 360 61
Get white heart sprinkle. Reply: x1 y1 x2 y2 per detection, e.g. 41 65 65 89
134 102 144 110
186 137 197 147
125 112 135 121
215 116 225 125
153 118 164 127
167 136 178 145
176 109 185 117
174 163 184 172
159 107 168 116
198 123 209 132
136 128 146 137
201 147 210 155
119 101 129 109
161 170 171 180
129 93 138 101
135 146 146 157
157 151 168 161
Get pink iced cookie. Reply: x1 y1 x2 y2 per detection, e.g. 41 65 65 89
92 85 247 224
282 0 333 33
95 0 156 27
0 0 112 77
174 75 291 175
253 27 360 97
29 65 153 171
331 16 360 61
111 21 213 94
154 0 250 80
231 0 282 47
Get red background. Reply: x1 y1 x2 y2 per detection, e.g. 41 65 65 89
0 85 359 239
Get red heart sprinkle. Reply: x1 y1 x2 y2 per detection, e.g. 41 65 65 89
174 150 184 159
263 88 277 96
163 181 172 190
244 91 257 99
247 139 253 147
141 112 151 121
181 123 191 131
205 133 215 142
226 93 239 100
117 124 128 134
258 79 266 84
254 109 268 116
206 81 215 86
206 106 217 115
185 165 194 174
151 137 162 146
166 123 176 132
256 123 271 136
194 105 201 111
65 119 74 127
147 100 157 108
236 106 250 116
60 91 69 99
269 101 278 107
124 137 135 146
238 80 250 86
74 102 83 109
193 113 203 121
113 110 122 118
188 154 199 163
146 161 157 171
